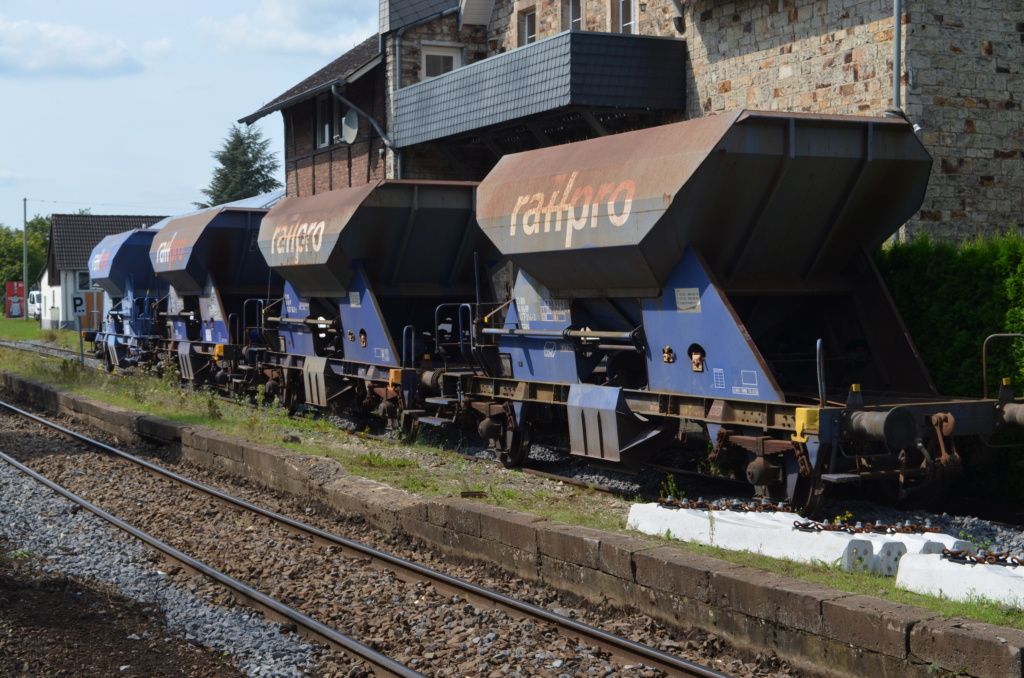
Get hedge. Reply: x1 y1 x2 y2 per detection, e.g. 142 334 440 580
874 234 1024 399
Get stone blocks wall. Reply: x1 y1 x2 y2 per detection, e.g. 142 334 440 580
681 0 1023 239
478 0 1023 239
683 0 897 119
903 2 1024 239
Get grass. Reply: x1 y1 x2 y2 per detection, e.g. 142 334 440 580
0 317 78 348
0 338 1023 630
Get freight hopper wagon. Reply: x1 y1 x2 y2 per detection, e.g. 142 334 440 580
149 199 283 391
88 228 168 371
454 109 1024 514
257 180 505 422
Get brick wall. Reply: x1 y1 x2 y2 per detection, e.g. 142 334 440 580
281 70 388 196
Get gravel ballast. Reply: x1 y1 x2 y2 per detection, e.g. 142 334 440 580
6 366 1024 678
0 406 811 678
0 459 323 678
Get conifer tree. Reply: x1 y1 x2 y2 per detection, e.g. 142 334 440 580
195 124 281 208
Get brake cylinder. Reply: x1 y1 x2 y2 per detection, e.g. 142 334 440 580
846 406 917 450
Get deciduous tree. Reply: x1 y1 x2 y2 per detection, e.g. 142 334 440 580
0 215 49 288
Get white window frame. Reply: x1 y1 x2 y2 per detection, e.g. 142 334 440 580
315 94 331 148
76 271 91 291
616 0 634 34
421 45 462 81
521 9 537 45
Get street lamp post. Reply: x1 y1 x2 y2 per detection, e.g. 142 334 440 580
22 198 28 320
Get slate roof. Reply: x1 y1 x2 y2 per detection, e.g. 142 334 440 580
391 31 687 147
380 0 457 34
239 35 381 125
46 214 166 285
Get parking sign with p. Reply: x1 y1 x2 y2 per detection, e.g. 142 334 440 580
71 293 87 316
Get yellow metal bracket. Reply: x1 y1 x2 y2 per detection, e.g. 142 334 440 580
792 407 820 444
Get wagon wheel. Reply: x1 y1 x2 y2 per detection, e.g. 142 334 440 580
792 476 827 518
284 380 302 416
498 422 532 469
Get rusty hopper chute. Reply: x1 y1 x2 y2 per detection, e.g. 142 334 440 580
476 110 932 296
90 229 162 297
149 206 274 295
258 180 490 298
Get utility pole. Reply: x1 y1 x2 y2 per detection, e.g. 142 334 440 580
22 198 28 320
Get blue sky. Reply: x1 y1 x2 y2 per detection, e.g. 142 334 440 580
0 0 378 232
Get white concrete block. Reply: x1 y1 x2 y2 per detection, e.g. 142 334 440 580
627 503 972 576
896 553 1024 607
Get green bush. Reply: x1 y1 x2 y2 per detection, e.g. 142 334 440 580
875 233 1024 398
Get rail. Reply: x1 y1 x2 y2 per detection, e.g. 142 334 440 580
0 400 731 678
0 448 425 678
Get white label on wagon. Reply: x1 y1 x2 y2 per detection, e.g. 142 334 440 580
675 288 701 312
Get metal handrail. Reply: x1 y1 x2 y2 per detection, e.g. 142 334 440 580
401 325 415 368
227 313 239 346
433 302 464 355
242 298 269 343
982 333 1024 397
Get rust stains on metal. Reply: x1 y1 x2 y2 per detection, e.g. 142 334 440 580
476 110 932 296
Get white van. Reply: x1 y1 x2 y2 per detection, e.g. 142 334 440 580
27 290 41 320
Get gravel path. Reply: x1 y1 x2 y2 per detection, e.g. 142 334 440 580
0 454 325 677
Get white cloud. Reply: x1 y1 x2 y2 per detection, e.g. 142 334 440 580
0 16 144 77
141 38 174 64
0 169 24 187
196 0 377 57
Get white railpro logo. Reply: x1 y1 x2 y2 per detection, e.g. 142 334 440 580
507 171 636 247
271 220 326 257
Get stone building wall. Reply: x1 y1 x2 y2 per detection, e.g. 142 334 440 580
376 0 1023 237
681 0 1023 239
903 1 1024 238
488 0 682 51
682 0 897 118
381 15 488 178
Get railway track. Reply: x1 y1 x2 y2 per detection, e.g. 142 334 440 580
7 338 1022 534
0 336 752 508
0 400 738 678
0 338 102 368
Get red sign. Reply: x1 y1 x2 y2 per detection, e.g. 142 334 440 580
5 281 24 318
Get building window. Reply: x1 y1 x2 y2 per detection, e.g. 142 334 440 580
615 0 633 34
422 46 461 80
561 0 582 31
519 9 537 46
316 94 331 148
77 271 91 291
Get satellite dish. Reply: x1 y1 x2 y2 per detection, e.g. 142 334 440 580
341 109 359 144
